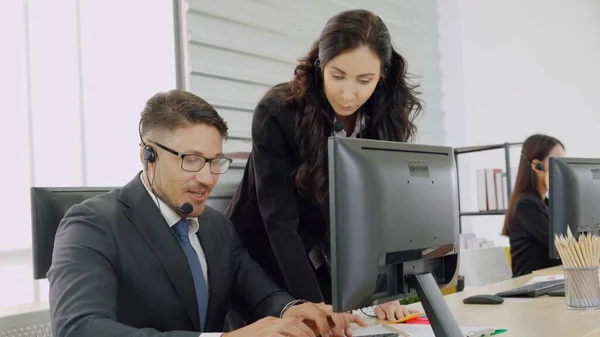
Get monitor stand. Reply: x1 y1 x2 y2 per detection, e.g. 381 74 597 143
407 273 462 337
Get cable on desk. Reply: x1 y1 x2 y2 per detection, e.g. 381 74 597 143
360 307 378 318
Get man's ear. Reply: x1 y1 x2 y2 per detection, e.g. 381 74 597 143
139 145 146 166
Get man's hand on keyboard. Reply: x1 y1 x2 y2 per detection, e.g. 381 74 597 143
374 301 419 321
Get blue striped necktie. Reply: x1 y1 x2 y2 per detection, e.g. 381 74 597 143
173 219 209 331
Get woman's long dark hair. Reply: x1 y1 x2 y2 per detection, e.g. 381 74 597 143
502 134 564 236
273 9 423 204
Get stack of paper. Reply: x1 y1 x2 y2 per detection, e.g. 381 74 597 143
526 274 564 284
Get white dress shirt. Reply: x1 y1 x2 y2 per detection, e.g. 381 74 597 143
140 174 221 336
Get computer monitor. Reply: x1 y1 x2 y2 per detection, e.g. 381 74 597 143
328 137 461 337
30 187 115 279
549 157 600 259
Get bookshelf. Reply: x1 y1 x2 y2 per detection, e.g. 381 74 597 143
454 142 523 233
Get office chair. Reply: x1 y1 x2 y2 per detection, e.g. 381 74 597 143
459 246 512 288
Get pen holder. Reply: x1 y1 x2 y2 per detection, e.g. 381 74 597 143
564 266 600 310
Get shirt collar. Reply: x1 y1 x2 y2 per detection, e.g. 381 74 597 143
333 112 366 138
139 173 199 235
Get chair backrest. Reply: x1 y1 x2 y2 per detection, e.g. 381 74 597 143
459 246 512 288
0 303 51 337
30 187 116 279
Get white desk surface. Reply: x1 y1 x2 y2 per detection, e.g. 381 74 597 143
400 266 600 337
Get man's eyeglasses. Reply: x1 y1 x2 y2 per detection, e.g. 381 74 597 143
149 140 232 174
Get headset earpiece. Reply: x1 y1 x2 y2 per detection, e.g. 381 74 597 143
143 145 156 171
522 152 546 172
313 58 321 85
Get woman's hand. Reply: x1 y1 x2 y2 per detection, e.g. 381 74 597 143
374 300 420 321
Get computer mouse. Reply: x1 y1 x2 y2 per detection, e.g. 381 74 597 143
462 294 504 305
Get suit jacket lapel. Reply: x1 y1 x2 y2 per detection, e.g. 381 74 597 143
195 214 220 327
118 174 201 331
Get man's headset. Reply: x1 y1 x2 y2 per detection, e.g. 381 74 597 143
521 153 545 171
139 119 157 170
143 144 157 171
138 119 193 216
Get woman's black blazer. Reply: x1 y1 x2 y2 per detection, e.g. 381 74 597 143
227 83 332 302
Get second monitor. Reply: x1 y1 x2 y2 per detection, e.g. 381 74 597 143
328 137 461 337
549 157 600 259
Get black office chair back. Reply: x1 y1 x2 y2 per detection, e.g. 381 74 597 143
30 187 116 280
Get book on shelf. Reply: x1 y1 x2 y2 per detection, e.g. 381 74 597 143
476 167 517 212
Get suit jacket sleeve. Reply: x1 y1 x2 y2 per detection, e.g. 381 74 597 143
47 203 199 337
515 198 551 248
251 100 324 302
228 218 296 319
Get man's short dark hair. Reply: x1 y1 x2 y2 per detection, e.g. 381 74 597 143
140 89 228 139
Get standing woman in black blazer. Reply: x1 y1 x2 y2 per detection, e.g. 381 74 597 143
502 134 565 277
227 9 423 320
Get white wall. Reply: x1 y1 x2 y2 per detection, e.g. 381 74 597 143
0 0 176 252
0 0 176 307
437 0 467 148
454 0 600 245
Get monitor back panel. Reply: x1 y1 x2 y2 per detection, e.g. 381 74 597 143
329 138 459 310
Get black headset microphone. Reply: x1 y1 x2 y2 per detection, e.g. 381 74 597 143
140 121 194 217
332 120 345 133
176 202 194 217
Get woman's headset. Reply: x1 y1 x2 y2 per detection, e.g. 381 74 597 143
522 153 545 171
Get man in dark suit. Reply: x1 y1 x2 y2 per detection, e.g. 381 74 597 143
47 90 365 337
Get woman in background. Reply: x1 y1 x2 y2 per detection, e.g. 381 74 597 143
502 134 565 277
227 9 422 320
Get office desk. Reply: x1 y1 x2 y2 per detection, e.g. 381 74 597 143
404 267 600 336
532 265 563 275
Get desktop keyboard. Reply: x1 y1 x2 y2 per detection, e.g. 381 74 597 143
353 305 377 318
351 306 399 336
495 279 565 298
